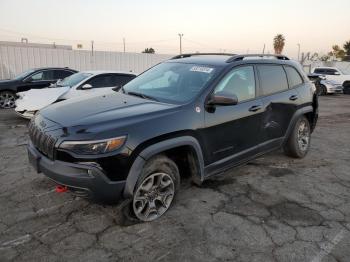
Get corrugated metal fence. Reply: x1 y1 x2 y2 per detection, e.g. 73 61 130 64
0 45 172 79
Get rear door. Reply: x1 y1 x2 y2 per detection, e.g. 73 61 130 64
203 65 264 172
257 64 300 151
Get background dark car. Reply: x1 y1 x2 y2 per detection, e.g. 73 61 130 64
0 67 77 108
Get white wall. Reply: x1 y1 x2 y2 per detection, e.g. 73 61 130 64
0 45 172 79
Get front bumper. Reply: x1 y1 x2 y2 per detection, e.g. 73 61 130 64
27 142 126 203
324 83 343 94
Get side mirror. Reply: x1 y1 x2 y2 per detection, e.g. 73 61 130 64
23 78 32 83
81 83 93 90
208 91 238 106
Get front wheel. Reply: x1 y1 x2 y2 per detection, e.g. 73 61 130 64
132 155 180 222
284 116 311 158
319 85 327 96
0 91 16 109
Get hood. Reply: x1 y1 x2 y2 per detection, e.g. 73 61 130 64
15 86 70 111
40 92 179 127
0 79 18 87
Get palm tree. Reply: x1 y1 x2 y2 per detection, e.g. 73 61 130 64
344 41 350 55
273 34 286 54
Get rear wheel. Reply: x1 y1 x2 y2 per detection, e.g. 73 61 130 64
132 155 180 222
284 116 311 158
0 91 16 109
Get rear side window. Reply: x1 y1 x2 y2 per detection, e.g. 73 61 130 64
54 70 74 80
325 69 337 75
285 66 303 88
111 74 136 86
258 65 288 95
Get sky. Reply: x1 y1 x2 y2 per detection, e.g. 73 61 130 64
0 0 349 58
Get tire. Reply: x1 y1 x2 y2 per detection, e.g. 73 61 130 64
284 116 311 158
319 85 327 96
0 91 16 109
132 155 180 222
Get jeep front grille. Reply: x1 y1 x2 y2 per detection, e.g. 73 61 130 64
28 120 56 159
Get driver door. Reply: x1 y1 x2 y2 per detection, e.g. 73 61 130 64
18 70 56 92
202 65 264 173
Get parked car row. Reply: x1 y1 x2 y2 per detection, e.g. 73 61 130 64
0 67 77 109
15 71 136 118
24 53 318 222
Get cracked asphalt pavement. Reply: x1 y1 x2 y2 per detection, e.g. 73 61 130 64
1 95 350 262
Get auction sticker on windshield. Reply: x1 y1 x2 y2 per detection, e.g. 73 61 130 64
190 66 214 74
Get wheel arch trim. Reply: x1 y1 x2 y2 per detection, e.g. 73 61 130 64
123 136 205 198
283 105 313 145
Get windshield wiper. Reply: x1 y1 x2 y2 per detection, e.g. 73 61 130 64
126 91 158 102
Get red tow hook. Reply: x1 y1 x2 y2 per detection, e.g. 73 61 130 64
55 185 68 193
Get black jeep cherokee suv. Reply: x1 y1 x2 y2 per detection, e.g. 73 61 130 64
27 54 318 221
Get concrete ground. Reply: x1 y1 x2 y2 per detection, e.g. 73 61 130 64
0 95 350 262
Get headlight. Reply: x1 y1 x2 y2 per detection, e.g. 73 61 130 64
59 136 126 155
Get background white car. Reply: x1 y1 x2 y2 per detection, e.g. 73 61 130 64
15 71 136 119
312 67 350 86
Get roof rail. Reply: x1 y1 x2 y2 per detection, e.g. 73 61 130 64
171 53 236 60
226 54 290 63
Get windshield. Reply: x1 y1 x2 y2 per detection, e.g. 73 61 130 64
13 69 35 80
57 72 92 87
123 62 218 104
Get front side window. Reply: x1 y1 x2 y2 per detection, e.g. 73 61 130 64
314 68 325 74
214 66 256 102
258 65 288 95
123 62 217 103
85 75 114 88
28 70 54 81
285 66 303 88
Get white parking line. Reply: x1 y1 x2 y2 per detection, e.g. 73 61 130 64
310 229 346 262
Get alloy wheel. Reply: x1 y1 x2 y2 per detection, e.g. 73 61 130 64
133 172 175 221
0 92 16 109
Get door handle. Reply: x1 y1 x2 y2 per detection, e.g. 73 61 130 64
249 105 262 112
289 95 298 101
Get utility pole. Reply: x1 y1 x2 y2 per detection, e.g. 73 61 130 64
297 43 301 62
123 38 126 53
178 33 183 54
91 40 94 56
262 43 266 54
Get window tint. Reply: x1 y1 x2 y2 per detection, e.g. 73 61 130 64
214 66 255 102
285 66 303 88
313 68 325 74
85 75 116 88
258 65 288 95
54 70 74 80
28 70 54 81
111 74 136 86
325 69 337 75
